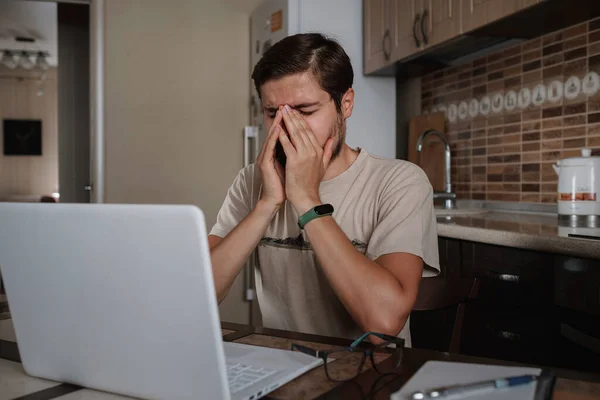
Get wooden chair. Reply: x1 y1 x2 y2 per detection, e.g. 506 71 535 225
410 277 479 353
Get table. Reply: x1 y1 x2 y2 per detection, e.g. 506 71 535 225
1 321 599 399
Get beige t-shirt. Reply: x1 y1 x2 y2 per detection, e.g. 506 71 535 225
210 149 440 346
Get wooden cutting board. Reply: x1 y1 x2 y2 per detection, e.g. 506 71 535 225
408 112 447 192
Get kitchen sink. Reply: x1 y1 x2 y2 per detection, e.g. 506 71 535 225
435 208 489 217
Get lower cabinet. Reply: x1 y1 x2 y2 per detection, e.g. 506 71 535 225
411 237 600 374
553 307 600 372
461 304 556 367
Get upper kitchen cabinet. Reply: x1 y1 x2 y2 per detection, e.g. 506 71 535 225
364 0 392 74
365 0 462 74
365 0 599 76
364 0 422 74
389 0 422 62
461 0 528 34
421 0 462 47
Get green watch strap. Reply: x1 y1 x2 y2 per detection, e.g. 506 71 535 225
298 204 334 229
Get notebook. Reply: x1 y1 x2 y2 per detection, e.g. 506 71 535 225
392 361 550 400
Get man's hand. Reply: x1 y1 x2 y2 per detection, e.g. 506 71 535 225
279 104 334 215
257 109 286 209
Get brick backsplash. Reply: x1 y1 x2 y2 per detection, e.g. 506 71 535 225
421 17 600 203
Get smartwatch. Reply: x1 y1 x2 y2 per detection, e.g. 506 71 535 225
297 204 334 229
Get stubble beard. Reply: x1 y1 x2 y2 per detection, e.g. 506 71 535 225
328 112 346 165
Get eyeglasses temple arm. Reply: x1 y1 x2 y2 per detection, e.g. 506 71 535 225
291 343 320 358
350 332 404 348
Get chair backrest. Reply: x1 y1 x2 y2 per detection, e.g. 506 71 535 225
411 277 479 353
413 277 478 311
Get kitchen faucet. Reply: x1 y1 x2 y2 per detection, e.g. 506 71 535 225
416 129 456 210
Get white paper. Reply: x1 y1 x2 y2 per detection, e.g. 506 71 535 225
392 361 541 400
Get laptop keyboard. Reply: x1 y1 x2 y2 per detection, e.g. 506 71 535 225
226 362 278 394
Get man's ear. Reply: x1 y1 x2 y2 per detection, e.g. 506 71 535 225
341 88 355 119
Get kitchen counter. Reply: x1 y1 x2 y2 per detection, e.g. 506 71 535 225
436 201 600 260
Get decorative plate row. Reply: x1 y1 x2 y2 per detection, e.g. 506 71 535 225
423 71 600 123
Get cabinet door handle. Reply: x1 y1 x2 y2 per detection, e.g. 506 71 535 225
488 270 520 283
413 13 421 48
486 324 522 341
382 29 391 61
421 9 429 46
496 329 522 341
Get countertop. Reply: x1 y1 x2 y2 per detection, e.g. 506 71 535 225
1 321 600 400
436 201 600 259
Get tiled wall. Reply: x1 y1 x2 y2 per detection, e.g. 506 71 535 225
421 17 600 203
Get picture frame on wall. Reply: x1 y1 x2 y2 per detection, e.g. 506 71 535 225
3 119 43 156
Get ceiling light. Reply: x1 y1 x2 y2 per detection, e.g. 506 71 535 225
19 51 34 70
1 51 18 69
36 52 49 70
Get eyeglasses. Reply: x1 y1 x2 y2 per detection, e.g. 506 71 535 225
291 332 404 382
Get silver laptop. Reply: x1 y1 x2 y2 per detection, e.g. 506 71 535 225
0 203 322 400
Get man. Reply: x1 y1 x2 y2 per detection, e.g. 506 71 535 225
209 33 439 345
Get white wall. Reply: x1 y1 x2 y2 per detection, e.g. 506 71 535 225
103 0 249 227
102 0 252 324
297 0 396 158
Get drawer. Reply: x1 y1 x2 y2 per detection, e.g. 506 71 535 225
554 256 600 316
461 303 557 366
475 272 553 308
461 242 554 307
461 241 554 277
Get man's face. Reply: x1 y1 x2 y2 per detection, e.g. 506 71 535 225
261 72 345 167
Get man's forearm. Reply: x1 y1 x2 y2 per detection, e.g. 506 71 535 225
211 200 278 303
304 217 411 336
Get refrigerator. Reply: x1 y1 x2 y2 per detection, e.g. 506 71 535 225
237 0 396 326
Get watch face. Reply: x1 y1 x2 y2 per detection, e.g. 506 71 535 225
314 204 334 215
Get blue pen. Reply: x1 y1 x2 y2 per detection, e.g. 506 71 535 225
410 374 538 399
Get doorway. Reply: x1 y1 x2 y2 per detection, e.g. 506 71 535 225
0 0 101 204
57 2 91 203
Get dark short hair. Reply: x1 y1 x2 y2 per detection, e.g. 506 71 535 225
251 33 354 112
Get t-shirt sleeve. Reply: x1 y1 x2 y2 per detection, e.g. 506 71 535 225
366 165 440 277
209 166 253 239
